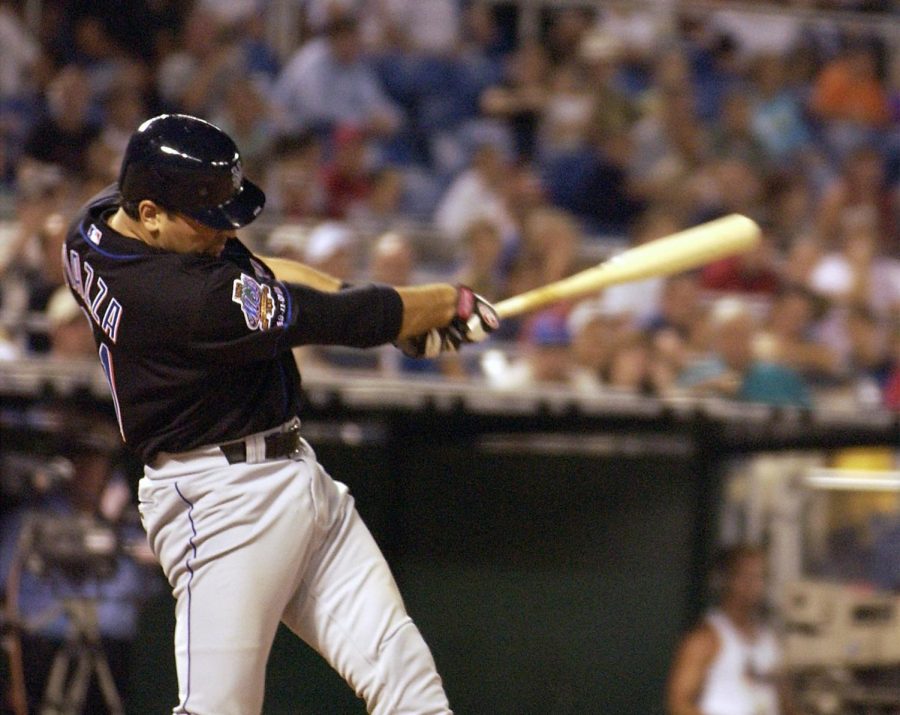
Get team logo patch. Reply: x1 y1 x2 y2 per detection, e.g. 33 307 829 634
232 273 275 331
231 161 243 191
88 224 103 245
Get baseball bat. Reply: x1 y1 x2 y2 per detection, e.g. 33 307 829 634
494 213 761 319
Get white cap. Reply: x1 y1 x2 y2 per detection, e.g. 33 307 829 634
566 298 621 336
46 287 83 329
303 222 355 264
267 223 309 255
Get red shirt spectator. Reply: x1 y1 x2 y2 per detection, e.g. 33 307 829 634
701 255 781 294
323 125 372 219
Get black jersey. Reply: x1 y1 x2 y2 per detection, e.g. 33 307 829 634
64 185 403 464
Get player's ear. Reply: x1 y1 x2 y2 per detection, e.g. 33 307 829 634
137 200 163 234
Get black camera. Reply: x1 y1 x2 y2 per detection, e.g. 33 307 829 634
23 513 120 582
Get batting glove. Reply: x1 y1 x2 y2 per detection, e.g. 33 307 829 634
444 285 500 348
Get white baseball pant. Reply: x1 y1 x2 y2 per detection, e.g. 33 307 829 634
138 422 451 715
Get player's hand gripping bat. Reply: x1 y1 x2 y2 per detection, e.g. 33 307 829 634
494 214 761 319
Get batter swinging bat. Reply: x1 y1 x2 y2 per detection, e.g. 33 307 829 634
494 213 761 319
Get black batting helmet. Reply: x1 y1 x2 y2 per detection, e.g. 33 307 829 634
119 114 265 230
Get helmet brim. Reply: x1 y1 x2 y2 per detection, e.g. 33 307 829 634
183 178 266 230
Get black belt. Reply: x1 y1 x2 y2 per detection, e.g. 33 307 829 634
220 421 303 464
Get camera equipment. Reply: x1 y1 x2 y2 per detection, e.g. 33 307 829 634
25 514 120 583
0 455 74 505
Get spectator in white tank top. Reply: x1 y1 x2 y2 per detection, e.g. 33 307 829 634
666 545 798 715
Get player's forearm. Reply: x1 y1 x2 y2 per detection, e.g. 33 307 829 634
395 284 458 339
260 256 344 292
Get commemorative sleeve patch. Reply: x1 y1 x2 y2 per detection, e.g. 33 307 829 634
232 273 287 331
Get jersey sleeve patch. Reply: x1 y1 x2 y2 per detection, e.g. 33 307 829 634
231 273 287 331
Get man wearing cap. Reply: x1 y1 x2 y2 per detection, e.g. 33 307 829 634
62 114 499 714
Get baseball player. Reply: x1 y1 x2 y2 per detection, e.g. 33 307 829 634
62 114 499 714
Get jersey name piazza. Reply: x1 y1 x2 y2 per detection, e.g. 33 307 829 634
63 237 124 343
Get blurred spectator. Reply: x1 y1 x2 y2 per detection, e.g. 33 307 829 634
482 313 573 389
22 65 101 178
764 172 815 244
579 30 640 145
302 221 357 282
596 209 680 325
264 132 325 219
700 224 781 295
808 224 900 317
845 303 894 406
455 218 504 302
0 413 160 713
756 286 841 378
781 234 824 288
0 3 39 101
566 300 621 391
537 62 593 160
521 207 580 291
1 212 69 354
45 286 96 359
815 144 896 250
273 15 402 137
629 82 708 212
434 142 515 242
810 40 890 131
156 6 244 116
543 128 645 235
368 231 415 286
667 545 796 715
480 40 550 162
691 157 764 223
710 90 767 171
679 297 812 408
323 125 373 219
347 166 408 234
544 8 594 67
362 0 460 55
70 15 142 101
210 78 276 178
601 329 656 394
883 326 900 410
749 54 812 168
644 273 704 345
93 84 148 180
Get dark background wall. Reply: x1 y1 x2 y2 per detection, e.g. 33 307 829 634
127 419 709 715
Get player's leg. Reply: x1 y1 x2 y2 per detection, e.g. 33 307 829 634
140 449 318 715
280 458 451 715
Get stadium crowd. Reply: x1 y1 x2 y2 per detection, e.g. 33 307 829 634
0 0 898 411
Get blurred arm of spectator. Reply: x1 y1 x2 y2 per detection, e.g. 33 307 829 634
480 40 549 120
